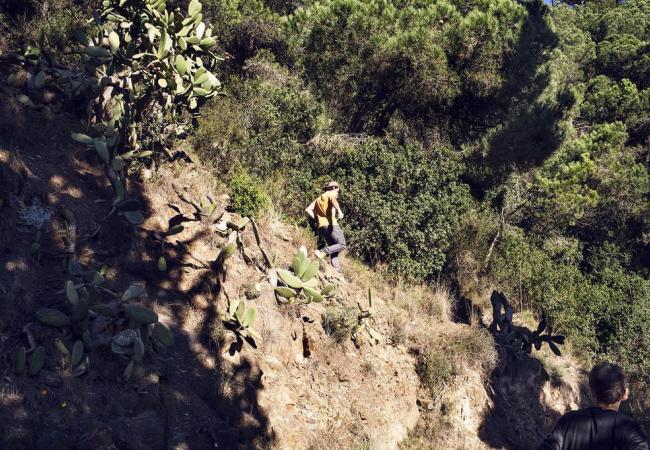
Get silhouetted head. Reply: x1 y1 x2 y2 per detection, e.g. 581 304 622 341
589 362 628 408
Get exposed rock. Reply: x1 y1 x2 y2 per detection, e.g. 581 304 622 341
113 329 138 347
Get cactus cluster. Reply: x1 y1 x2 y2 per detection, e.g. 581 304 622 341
200 196 219 219
225 300 261 345
34 259 174 380
54 338 86 371
35 262 110 361
8 0 221 225
274 247 335 304
15 346 46 377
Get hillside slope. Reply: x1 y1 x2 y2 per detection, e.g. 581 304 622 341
1 106 587 450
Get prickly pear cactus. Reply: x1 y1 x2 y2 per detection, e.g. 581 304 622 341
225 300 261 345
274 246 335 304
8 0 222 224
35 260 175 379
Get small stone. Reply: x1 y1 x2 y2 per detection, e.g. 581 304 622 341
113 329 138 347
417 397 434 410
337 372 350 382
141 168 153 180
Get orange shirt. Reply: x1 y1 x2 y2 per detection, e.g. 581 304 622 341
314 191 338 228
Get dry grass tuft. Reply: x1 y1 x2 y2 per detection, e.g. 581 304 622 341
344 259 456 325
418 328 497 402
400 411 460 450
322 306 358 344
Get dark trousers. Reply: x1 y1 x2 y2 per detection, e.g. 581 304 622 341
318 225 346 272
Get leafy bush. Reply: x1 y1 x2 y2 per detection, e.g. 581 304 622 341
202 0 286 65
193 62 323 176
490 227 650 376
34 0 85 52
228 169 269 218
330 137 471 281
0 0 87 54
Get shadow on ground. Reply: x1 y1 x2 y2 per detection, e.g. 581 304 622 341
0 80 274 449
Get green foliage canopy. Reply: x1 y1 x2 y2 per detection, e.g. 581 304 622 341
333 138 472 281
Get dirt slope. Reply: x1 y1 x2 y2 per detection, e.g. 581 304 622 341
1 103 588 450
0 106 420 450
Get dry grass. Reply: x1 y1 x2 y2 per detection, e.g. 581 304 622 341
307 421 370 450
387 314 407 346
344 258 455 324
403 327 498 450
399 411 459 450
322 306 358 344
394 282 453 323
417 327 497 404
0 383 21 402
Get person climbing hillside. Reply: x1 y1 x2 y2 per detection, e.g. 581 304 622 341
538 362 649 450
305 181 347 276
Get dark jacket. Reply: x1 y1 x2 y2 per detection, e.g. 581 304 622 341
539 407 648 450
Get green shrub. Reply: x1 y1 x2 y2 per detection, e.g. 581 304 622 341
418 328 495 397
418 349 456 397
35 0 85 52
193 64 323 177
580 76 644 124
489 226 650 377
322 306 358 343
329 137 472 281
202 0 286 65
0 0 86 56
228 169 269 218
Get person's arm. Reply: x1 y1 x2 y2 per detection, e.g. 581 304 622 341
624 422 649 450
305 200 316 220
330 197 344 219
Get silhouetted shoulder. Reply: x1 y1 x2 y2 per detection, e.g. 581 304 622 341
539 408 649 450
621 418 649 450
